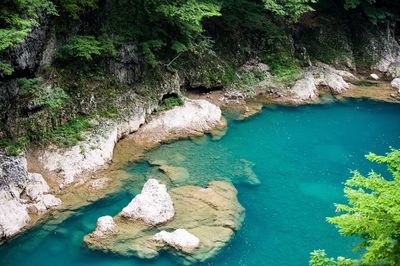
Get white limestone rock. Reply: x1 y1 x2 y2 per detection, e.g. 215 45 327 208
93 216 116 237
42 194 61 208
40 101 151 186
391 78 400 91
25 173 61 213
120 179 174 225
322 71 351 93
370 73 379 80
387 62 400 78
291 73 317 101
25 173 50 200
0 190 30 238
153 229 200 252
131 99 222 145
290 63 355 101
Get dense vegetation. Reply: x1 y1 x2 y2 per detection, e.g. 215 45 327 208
0 0 399 155
310 149 400 266
1 0 399 74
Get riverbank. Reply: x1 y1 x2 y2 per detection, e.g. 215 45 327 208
1 99 399 266
1 63 399 243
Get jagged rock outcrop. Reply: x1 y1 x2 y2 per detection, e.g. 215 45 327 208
130 99 223 146
38 97 222 187
25 173 61 213
108 44 141 84
388 62 400 78
120 179 175 225
39 99 154 186
290 63 356 102
0 190 30 239
153 229 200 252
0 152 60 240
292 72 317 101
364 26 400 76
84 180 244 263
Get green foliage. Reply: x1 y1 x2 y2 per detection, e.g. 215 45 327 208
0 0 57 75
17 78 69 108
57 0 97 19
157 0 221 39
0 137 29 156
264 50 300 84
343 0 394 24
231 68 265 96
41 116 93 147
310 250 355 266
264 0 318 21
57 35 115 61
158 95 184 111
311 149 400 266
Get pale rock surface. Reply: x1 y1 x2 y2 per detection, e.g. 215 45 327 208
291 73 317 101
0 190 30 238
40 102 152 186
130 99 222 145
388 62 400 78
0 152 60 239
93 216 116 237
25 173 61 213
120 179 174 225
153 229 200 252
40 99 221 187
290 63 355 102
368 28 400 75
25 173 50 200
391 78 400 91
370 73 379 80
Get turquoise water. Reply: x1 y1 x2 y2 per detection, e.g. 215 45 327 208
1 100 399 266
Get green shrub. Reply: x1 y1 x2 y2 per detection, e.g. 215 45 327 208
57 35 115 61
0 137 29 156
18 78 69 108
264 51 300 84
42 116 93 147
159 95 184 111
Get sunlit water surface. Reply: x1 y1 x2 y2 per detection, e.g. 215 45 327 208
1 99 399 266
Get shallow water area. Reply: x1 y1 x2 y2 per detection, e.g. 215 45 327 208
0 99 399 266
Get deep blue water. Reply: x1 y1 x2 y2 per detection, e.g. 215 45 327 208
1 99 399 266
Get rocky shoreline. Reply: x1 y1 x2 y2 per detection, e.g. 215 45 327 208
0 59 399 246
0 97 224 242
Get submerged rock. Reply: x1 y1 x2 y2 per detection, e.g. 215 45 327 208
150 160 190 184
85 181 244 264
153 229 200 252
120 179 174 225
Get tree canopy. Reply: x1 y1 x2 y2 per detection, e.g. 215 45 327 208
310 148 400 266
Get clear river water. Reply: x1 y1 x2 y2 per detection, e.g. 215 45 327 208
1 99 399 266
